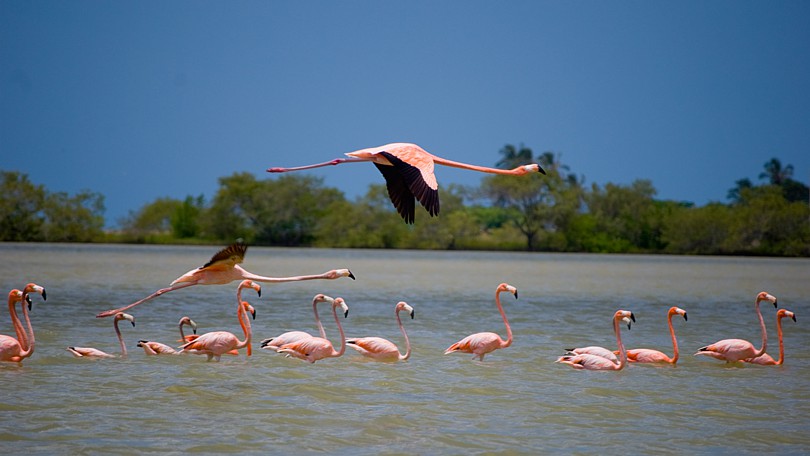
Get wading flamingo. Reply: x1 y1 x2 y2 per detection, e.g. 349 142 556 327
444 283 517 361
96 242 354 318
277 297 349 363
138 316 198 355
621 307 688 364
267 143 545 224
694 291 777 363
0 289 41 363
744 309 796 366
346 301 415 362
67 312 135 359
178 280 260 361
260 294 333 352
7 283 47 353
555 310 635 371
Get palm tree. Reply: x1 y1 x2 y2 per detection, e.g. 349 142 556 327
759 158 793 185
496 144 534 169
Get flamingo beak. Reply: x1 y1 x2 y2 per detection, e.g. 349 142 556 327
348 270 356 280
40 288 47 301
251 309 256 320
410 310 415 319
683 312 688 321
514 291 519 299
26 295 32 311
792 315 797 322
344 309 349 318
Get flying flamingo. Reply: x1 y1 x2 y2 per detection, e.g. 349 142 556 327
694 291 777 363
67 312 135 359
96 242 354 318
744 309 796 366
260 294 333 352
277 297 349 363
178 280 260 361
346 301 415 362
620 306 688 364
555 310 635 371
267 143 546 224
444 283 517 361
0 287 44 363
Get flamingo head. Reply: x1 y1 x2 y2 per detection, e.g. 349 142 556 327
23 283 46 301
8 289 23 306
179 316 198 334
239 280 262 297
520 163 546 175
615 310 635 329
330 269 355 280
777 309 796 322
498 283 518 299
242 301 257 320
115 312 136 327
396 301 415 319
334 297 349 318
756 291 777 308
669 306 688 321
314 294 335 305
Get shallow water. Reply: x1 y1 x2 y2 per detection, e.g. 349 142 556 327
1 243 808 454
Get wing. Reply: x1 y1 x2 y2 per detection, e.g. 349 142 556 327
375 151 440 223
201 242 247 269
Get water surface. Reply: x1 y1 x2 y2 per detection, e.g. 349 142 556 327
1 243 808 454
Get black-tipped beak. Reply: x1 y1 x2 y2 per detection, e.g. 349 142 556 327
348 271 356 280
514 291 519 299
344 309 349 318
538 165 547 175
251 310 256 320
41 289 47 301
630 313 636 323
773 300 778 308
792 315 797 322
193 328 197 334
257 289 262 298
683 312 688 321
131 321 136 327
410 310 415 319
26 295 32 311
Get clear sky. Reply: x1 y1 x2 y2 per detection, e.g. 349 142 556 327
2 1 809 228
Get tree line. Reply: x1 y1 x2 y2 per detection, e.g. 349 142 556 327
2 147 808 256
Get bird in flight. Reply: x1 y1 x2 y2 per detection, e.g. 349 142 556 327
267 143 545 224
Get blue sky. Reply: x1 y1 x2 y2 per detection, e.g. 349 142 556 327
2 2 809 227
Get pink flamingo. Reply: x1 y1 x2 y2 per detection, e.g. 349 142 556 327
444 283 517 361
260 294 333 352
268 143 545 224
556 310 635 371
346 301 415 362
138 316 200 355
744 309 796 366
0 283 45 363
695 291 777 363
67 312 135 359
96 242 354 318
622 306 688 364
277 297 349 363
7 283 47 352
178 280 260 361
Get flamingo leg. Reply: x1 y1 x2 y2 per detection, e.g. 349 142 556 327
96 281 198 318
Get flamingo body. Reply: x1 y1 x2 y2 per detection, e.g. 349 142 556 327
445 283 517 361
624 306 687 364
566 346 619 364
745 309 796 366
68 312 135 359
178 280 259 361
347 302 414 362
96 242 353 318
277 298 349 363
267 143 545 224
261 294 334 352
695 292 777 363
556 311 635 371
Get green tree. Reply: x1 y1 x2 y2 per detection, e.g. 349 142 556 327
42 190 105 242
121 197 182 237
171 195 204 239
759 158 793 185
0 171 46 241
586 179 663 252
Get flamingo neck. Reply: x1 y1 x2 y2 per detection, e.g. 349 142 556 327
614 318 627 370
236 301 252 354
115 319 127 358
397 310 411 361
238 266 333 284
754 300 767 358
495 290 513 347
332 305 346 358
179 322 187 341
668 313 679 364
775 315 785 365
8 296 28 351
432 156 525 175
313 298 327 339
17 297 34 358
